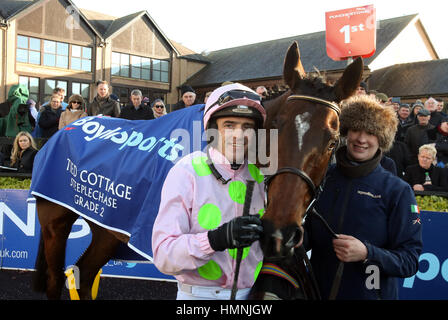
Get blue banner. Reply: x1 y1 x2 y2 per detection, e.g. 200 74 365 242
0 189 173 280
29 105 206 261
1 189 447 297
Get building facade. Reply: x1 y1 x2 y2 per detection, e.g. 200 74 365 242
0 0 208 109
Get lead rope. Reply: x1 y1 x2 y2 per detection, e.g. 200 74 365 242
230 180 255 300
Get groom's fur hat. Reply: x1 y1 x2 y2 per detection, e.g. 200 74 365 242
340 95 398 152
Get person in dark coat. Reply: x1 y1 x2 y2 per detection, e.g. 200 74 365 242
385 140 412 179
404 144 448 192
395 104 413 142
10 131 38 173
119 89 154 120
405 108 434 164
426 116 448 166
38 94 63 138
171 85 200 112
87 80 121 117
304 95 422 300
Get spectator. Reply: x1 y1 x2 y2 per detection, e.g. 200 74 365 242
151 99 167 119
204 91 212 104
427 116 448 166
375 92 388 106
404 144 448 192
385 140 412 180
87 80 121 117
41 87 68 110
425 97 444 127
39 94 63 138
27 99 38 123
171 85 199 111
255 86 268 100
390 97 401 112
2 84 34 138
355 81 368 95
409 101 424 125
119 89 154 120
10 131 38 173
304 95 422 300
58 94 88 130
405 108 434 164
436 99 446 116
395 104 413 142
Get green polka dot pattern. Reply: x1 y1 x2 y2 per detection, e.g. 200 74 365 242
248 164 264 183
197 203 222 230
228 181 247 204
254 261 263 281
228 247 251 260
192 156 212 176
198 260 223 280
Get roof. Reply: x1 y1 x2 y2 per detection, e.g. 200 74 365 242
186 14 418 87
0 0 33 20
3 1 181 54
367 59 448 97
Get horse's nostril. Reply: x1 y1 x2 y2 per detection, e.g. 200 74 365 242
284 227 302 248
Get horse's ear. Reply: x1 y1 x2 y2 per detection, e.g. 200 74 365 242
333 57 364 102
283 41 306 89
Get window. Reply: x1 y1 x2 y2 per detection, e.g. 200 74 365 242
72 82 90 101
153 59 169 83
71 45 92 72
111 52 169 82
16 35 92 72
16 35 41 64
43 40 69 68
19 76 40 103
44 79 67 103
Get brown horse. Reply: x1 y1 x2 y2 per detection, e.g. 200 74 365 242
33 41 362 300
251 42 363 299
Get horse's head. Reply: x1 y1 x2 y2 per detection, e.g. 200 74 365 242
261 41 363 259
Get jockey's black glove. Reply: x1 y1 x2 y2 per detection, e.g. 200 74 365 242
208 215 263 251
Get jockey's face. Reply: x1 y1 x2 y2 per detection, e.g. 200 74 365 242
216 116 256 164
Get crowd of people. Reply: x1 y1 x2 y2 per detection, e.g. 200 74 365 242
0 80 173 172
356 82 448 193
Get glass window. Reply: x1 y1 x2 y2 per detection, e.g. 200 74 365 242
131 67 141 79
30 38 40 51
16 49 28 63
161 72 169 83
57 42 68 56
29 51 41 64
56 55 68 68
16 36 41 65
71 57 81 70
82 47 91 60
43 54 56 66
81 59 91 72
141 69 150 80
17 36 28 49
152 71 161 82
161 61 169 72
44 40 56 53
72 45 81 57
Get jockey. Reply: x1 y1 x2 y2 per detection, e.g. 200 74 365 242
152 83 267 300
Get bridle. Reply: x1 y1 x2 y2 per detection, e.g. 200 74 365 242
264 94 341 221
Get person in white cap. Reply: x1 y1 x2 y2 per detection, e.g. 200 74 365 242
152 83 267 300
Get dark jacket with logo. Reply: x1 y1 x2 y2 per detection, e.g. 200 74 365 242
304 148 422 300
